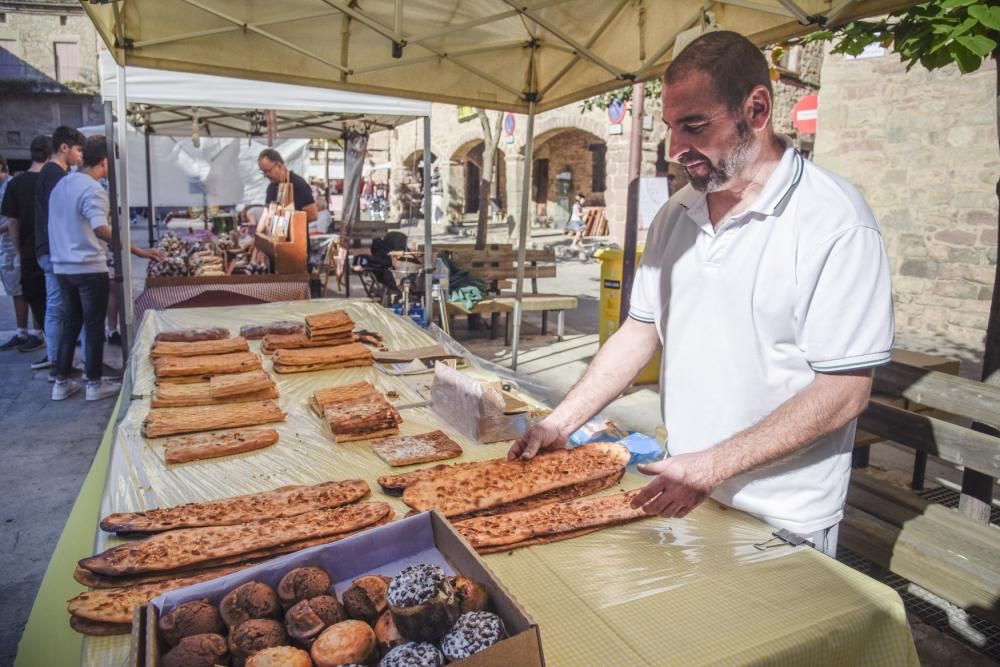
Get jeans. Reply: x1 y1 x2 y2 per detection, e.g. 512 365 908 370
56 272 109 382
37 255 64 364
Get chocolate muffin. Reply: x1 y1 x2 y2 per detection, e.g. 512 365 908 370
310 620 377 667
451 576 490 614
439 611 506 662
386 565 459 642
342 575 391 625
286 595 347 647
277 566 333 608
378 642 445 667
158 598 224 646
229 618 289 667
221 581 281 628
161 632 228 667
245 645 313 667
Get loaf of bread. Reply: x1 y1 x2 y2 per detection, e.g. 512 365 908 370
154 327 230 343
240 321 306 339
209 370 276 398
153 351 262 379
271 343 372 374
370 431 463 467
143 400 285 438
151 381 278 408
164 428 280 464
151 337 249 358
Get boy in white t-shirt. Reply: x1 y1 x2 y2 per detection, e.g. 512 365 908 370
508 31 893 557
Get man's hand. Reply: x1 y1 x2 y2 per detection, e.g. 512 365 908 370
630 452 719 518
135 246 167 262
507 417 570 460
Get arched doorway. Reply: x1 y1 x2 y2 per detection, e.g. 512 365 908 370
397 149 437 220
451 140 507 221
531 128 605 226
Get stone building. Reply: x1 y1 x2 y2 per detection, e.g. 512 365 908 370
0 0 103 171
814 46 998 350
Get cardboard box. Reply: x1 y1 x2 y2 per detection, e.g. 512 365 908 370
431 363 530 443
130 511 543 667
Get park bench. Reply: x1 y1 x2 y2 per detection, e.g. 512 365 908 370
842 352 1000 625
430 243 578 345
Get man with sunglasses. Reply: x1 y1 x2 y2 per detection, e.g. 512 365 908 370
509 31 894 558
257 149 317 222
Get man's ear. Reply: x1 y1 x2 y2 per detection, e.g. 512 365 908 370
744 85 772 131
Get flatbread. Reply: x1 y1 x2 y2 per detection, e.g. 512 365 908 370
100 479 371 534
371 430 463 467
402 442 630 516
305 310 355 333
240 321 306 339
73 562 248 589
272 343 373 370
311 382 402 442
150 382 278 408
143 400 285 438
153 351 262 378
452 471 624 520
80 501 392 576
154 327 229 343
453 490 646 550
273 360 373 374
377 462 481 495
151 337 249 358
209 370 276 398
69 615 132 636
164 428 280 464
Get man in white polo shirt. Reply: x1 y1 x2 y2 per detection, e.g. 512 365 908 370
508 31 893 557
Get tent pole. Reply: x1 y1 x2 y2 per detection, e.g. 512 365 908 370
104 101 128 359
510 102 536 371
619 81 645 323
116 64 134 354
422 114 433 317
144 128 155 246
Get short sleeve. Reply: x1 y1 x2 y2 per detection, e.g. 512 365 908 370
796 226 894 372
0 182 14 219
293 176 315 209
627 218 665 325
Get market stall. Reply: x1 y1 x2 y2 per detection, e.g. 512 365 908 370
16 299 918 666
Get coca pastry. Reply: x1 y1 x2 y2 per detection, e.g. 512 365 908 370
220 581 281 628
379 641 445 667
158 598 224 646
286 595 347 646
278 566 333 608
451 576 489 614
386 564 459 642
229 619 289 667
161 633 228 667
310 619 377 667
374 611 405 654
342 574 391 625
245 645 313 667
440 611 506 662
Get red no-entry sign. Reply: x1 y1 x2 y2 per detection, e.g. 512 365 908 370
792 94 818 134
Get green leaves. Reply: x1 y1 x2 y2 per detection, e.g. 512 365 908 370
968 4 1000 31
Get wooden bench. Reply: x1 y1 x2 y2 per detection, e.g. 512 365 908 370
428 243 578 344
842 356 1000 624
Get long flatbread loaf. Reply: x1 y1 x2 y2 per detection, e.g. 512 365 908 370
240 321 306 339
143 400 285 438
378 462 481 494
80 501 391 576
151 382 278 408
164 428 280 464
74 562 247 589
453 490 646 551
311 382 402 441
305 310 354 332
100 480 371 534
476 526 605 554
69 615 131 636
209 369 276 398
273 360 372 374
151 337 249 358
272 343 372 370
402 442 630 516
154 327 229 343
452 471 624 521
371 430 463 467
153 351 261 378
262 331 356 353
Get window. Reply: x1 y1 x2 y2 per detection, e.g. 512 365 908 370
60 16 68 26
53 41 81 82
589 143 607 193
0 13 7 24
6 131 21 146
59 103 83 128
0 40 18 79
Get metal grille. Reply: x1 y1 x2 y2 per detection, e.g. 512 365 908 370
838 547 1000 662
916 487 1000 525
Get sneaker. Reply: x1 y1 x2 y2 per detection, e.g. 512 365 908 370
86 379 121 401
17 334 45 353
107 331 122 346
31 356 53 370
48 367 83 382
52 379 82 401
0 334 27 351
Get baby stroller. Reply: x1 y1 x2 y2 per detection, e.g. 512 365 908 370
353 231 409 305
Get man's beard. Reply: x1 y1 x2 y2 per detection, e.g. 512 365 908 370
681 120 756 193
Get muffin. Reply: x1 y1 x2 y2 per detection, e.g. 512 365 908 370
378 641 445 667
245 645 314 667
286 595 347 647
310 620 377 667
229 618 289 667
160 632 228 667
451 576 490 614
221 581 281 628
277 567 333 608
342 575 391 625
386 565 459 642
374 611 404 655
158 598 224 646
439 611 506 662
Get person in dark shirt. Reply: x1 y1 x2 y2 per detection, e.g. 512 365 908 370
258 149 317 222
0 136 51 354
34 125 85 372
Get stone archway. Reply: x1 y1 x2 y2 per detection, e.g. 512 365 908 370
396 149 438 220
530 127 606 226
450 139 507 220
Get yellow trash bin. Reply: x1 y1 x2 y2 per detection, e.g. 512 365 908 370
594 247 661 385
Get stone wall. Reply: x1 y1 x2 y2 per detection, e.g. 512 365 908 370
0 1 103 164
814 46 998 348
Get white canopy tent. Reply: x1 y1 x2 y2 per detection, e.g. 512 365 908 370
85 0 920 366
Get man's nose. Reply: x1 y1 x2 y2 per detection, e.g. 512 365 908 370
667 130 688 161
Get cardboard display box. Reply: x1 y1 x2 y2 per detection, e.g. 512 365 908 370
130 511 543 666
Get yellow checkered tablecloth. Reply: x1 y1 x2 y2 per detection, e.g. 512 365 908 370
16 299 918 667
